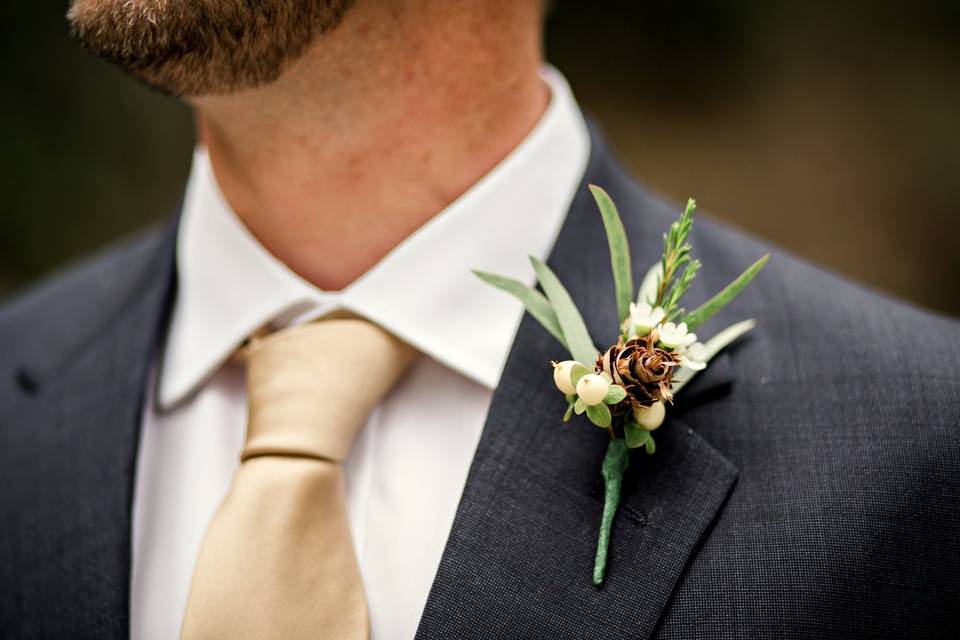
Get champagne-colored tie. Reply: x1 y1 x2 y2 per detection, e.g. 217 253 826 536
181 318 417 640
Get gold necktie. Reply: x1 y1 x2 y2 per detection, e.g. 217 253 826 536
181 318 417 640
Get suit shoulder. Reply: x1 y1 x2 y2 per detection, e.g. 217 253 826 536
591 154 960 351
0 225 172 377
684 210 960 431
602 165 960 418
695 211 960 343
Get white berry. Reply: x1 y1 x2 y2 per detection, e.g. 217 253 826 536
576 374 610 406
553 360 579 395
633 401 665 431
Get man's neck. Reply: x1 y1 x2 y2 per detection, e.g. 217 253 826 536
191 1 548 291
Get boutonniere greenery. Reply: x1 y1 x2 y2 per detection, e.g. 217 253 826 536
474 186 767 585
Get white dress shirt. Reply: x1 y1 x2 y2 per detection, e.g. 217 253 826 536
131 67 590 640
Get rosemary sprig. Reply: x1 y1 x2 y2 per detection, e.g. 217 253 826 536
655 198 701 320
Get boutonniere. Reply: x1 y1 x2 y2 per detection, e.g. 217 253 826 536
474 186 767 585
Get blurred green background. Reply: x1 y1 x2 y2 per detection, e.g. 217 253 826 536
1 2 958 314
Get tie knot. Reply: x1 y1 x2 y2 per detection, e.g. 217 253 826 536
242 318 417 463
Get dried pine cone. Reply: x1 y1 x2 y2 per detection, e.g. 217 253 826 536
596 331 680 414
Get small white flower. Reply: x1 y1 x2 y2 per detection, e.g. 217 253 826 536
633 400 666 431
657 321 697 350
627 302 666 337
576 374 610 406
679 341 708 371
552 360 580 395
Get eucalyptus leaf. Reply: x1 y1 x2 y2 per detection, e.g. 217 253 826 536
529 256 599 365
682 255 769 331
671 319 756 395
589 185 634 324
473 270 568 349
585 402 612 428
603 385 627 405
636 261 662 307
570 363 589 387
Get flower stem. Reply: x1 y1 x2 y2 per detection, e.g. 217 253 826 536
593 438 630 586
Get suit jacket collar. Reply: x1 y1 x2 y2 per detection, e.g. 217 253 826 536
415 125 738 638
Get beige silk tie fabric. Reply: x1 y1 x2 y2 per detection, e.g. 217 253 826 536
181 318 417 640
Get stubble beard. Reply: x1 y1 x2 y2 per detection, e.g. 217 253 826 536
67 0 354 98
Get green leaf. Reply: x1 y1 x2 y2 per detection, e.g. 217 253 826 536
636 261 662 307
644 433 656 455
672 319 756 395
603 385 627 405
589 185 634 324
563 399 575 422
529 257 599 365
624 421 657 454
585 402 612 428
623 419 650 449
681 255 769 331
574 397 587 415
594 438 630 585
473 271 568 349
570 363 589 387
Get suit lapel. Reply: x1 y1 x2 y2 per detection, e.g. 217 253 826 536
416 130 738 638
1 222 176 638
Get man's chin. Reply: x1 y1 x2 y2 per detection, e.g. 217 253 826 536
67 0 354 97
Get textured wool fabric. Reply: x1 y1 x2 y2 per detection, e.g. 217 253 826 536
180 320 416 640
412 130 960 638
1 124 958 638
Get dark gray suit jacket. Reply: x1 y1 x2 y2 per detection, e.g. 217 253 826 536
2 126 959 638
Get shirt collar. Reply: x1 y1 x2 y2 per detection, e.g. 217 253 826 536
158 66 590 410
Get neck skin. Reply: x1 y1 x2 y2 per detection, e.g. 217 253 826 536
191 0 548 291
